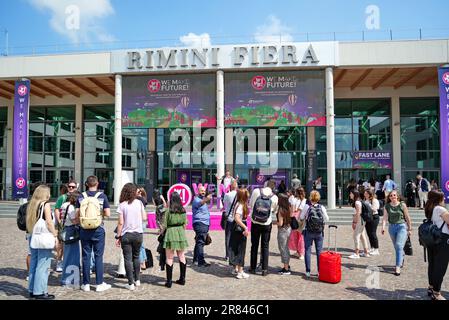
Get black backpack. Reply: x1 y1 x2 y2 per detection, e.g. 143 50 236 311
405 182 413 196
252 188 273 223
17 202 29 231
306 204 325 233
360 201 374 223
418 219 445 249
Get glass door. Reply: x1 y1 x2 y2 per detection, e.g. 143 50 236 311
336 169 353 205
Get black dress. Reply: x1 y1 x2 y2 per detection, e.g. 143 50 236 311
229 207 247 267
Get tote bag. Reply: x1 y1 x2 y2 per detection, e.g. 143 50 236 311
30 203 56 250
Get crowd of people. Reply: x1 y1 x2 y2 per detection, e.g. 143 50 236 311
18 171 449 300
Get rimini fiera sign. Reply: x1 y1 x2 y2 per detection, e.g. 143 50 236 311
111 42 339 72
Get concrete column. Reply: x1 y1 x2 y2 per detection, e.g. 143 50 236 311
391 96 402 190
225 128 234 173
113 74 123 205
74 103 83 185
216 70 225 186
326 67 336 209
5 103 13 199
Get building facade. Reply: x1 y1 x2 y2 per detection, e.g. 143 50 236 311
0 39 448 207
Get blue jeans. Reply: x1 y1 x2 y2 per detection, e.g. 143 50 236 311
80 227 105 285
28 241 53 295
388 223 407 267
304 230 324 273
139 244 147 263
61 240 81 287
193 222 209 265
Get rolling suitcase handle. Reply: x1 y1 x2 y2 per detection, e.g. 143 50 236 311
327 225 338 253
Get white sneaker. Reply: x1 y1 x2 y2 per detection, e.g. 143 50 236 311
236 272 249 279
135 280 141 287
348 253 360 259
370 249 380 255
56 261 63 273
231 269 238 275
360 252 371 258
96 282 111 292
299 255 305 260
305 272 311 278
81 284 90 292
26 276 29 281
125 283 135 291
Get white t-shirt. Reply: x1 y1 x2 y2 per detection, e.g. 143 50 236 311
223 176 233 190
60 202 76 227
292 198 307 217
223 190 237 222
371 198 380 214
233 203 246 222
354 200 362 216
432 206 449 235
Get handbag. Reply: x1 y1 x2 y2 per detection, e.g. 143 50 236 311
60 204 79 244
221 196 237 229
205 233 212 245
232 221 244 233
404 236 413 256
30 202 56 250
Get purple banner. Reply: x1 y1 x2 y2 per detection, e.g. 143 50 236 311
122 74 216 128
250 169 289 189
225 70 326 127
12 80 30 199
438 67 449 203
352 151 392 169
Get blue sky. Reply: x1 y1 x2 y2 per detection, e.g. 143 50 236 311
0 0 448 55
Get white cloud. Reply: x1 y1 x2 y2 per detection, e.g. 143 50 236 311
179 33 211 47
28 0 116 44
254 15 294 43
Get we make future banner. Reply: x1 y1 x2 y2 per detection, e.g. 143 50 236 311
438 67 449 203
122 74 216 128
224 70 326 127
12 80 30 199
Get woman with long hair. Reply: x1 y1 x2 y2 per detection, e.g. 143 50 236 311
115 183 147 291
163 191 189 288
136 187 148 271
229 188 250 279
424 190 449 300
26 185 58 299
277 193 292 275
381 190 412 276
288 188 306 260
348 189 370 259
364 189 380 256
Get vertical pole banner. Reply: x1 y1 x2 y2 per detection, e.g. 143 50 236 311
438 67 449 203
12 80 30 199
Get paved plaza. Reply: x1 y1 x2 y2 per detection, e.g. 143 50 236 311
0 217 445 300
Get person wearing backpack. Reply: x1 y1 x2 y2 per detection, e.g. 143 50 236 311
424 190 449 300
75 175 111 292
153 189 167 272
115 183 147 291
381 190 413 276
26 185 58 300
248 179 278 276
60 191 81 288
348 190 371 259
300 190 329 278
364 190 380 256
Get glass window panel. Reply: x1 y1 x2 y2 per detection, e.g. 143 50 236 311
0 107 7 121
29 123 44 135
400 98 439 116
84 105 114 120
46 106 75 121
29 107 46 121
335 134 352 150
335 100 351 116
335 151 353 168
335 118 352 133
84 136 113 152
29 137 43 152
84 122 114 136
44 137 56 152
352 99 390 116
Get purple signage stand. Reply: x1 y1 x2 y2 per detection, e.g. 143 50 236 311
12 80 30 199
438 67 449 203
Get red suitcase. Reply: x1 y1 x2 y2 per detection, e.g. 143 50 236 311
319 225 341 284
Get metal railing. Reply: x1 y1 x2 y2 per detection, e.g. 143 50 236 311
0 27 449 57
